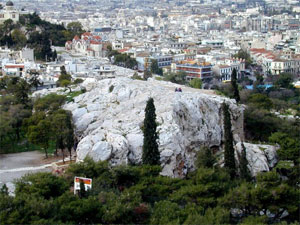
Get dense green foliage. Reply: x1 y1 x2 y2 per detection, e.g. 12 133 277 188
163 71 187 85
231 68 240 102
142 98 160 165
239 143 251 181
0 14 84 61
0 158 298 224
150 59 163 75
233 49 252 68
0 77 32 153
222 103 236 178
0 77 79 156
189 78 202 89
107 47 137 69
56 66 72 89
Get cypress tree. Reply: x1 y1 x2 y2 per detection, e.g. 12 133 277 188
231 68 240 103
142 98 160 165
239 142 251 181
79 180 86 198
222 102 236 178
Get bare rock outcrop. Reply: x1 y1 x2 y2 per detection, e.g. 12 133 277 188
65 77 246 177
236 142 278 176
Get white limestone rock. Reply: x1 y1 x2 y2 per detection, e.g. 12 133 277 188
66 77 245 177
236 142 278 176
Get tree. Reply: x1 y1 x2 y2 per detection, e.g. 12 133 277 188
248 93 273 110
150 59 163 75
195 146 216 168
143 70 152 80
60 79 72 92
28 70 42 90
27 119 52 158
79 180 86 198
51 109 74 163
9 104 31 141
60 66 67 75
67 22 83 35
142 98 160 165
189 78 202 89
233 50 252 68
34 93 66 112
57 66 72 88
73 78 84 84
64 112 75 161
275 73 293 89
231 68 240 103
11 29 27 49
269 132 300 164
164 72 187 85
52 49 57 61
239 143 251 181
222 103 236 178
14 78 31 106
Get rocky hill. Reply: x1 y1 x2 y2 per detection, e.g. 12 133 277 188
33 76 278 177
64 77 248 177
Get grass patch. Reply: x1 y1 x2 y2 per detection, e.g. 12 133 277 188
0 138 57 155
0 137 41 154
65 90 84 103
155 76 164 81
275 160 294 170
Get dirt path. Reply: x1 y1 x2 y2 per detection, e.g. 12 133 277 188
0 151 76 195
0 151 72 184
0 151 50 183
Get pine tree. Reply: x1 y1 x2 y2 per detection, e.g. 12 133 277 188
231 68 240 103
239 142 251 181
222 102 236 178
196 146 216 168
142 98 160 165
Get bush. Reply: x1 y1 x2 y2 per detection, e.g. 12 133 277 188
248 93 273 110
109 85 114 93
189 78 202 89
150 200 182 225
15 172 68 199
163 72 187 85
34 93 66 112
131 72 144 80
73 78 84 84
195 146 216 168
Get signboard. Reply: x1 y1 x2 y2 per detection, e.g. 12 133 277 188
74 177 92 194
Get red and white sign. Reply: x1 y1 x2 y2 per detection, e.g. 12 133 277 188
74 177 92 194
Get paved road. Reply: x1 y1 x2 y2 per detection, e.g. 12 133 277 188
0 151 52 194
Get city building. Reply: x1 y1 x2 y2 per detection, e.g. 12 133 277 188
0 1 19 24
65 32 104 57
175 60 213 80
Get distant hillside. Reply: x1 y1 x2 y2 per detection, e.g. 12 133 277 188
0 13 84 61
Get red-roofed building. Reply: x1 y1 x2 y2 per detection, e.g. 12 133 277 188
250 48 300 76
65 33 104 57
3 64 25 77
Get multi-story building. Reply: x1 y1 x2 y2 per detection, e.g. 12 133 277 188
175 60 213 80
250 48 300 76
213 64 240 81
